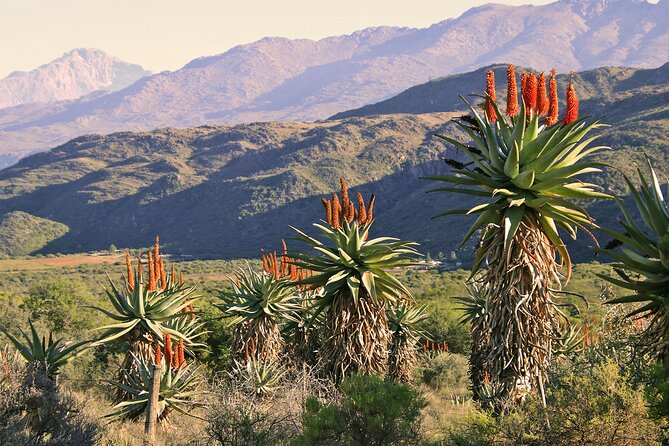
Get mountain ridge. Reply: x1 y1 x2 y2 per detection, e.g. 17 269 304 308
0 0 666 166
0 64 665 260
0 48 151 109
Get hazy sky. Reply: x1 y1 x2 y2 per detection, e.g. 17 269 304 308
1 0 555 78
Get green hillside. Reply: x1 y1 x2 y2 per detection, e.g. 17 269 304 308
0 211 69 256
0 64 666 260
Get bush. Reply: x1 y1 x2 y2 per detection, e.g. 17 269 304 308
22 279 97 332
296 374 426 446
446 360 662 446
0 355 100 445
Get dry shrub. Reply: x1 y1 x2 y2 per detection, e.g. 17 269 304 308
0 355 100 446
201 366 337 446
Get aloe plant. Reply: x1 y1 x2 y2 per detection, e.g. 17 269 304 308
428 66 610 409
289 179 420 382
387 303 429 383
598 161 669 360
0 320 89 381
106 352 204 421
217 263 300 363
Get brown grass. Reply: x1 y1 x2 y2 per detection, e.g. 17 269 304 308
0 253 124 272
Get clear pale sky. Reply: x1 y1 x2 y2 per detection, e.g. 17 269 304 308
1 0 556 78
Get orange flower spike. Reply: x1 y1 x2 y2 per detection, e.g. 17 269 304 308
272 251 279 279
147 251 156 291
485 70 497 123
245 341 250 361
520 72 528 105
179 271 184 286
528 74 538 111
546 68 559 125
322 198 333 226
347 200 355 223
366 194 376 223
153 235 160 272
332 194 341 229
423 340 427 352
563 72 579 125
154 342 162 365
125 252 134 291
536 72 549 116
522 73 537 118
171 263 176 283
163 333 172 366
177 339 185 368
137 254 143 280
340 178 349 209
159 258 167 289
357 192 367 224
506 64 519 117
260 249 269 273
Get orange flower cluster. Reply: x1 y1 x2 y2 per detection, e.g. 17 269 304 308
161 333 186 369
486 65 578 125
154 342 162 365
506 65 519 117
261 240 313 289
322 178 375 229
125 236 187 291
423 340 449 353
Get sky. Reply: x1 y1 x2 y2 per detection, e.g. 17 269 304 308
0 0 557 78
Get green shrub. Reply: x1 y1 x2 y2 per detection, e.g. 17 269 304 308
22 279 97 332
295 374 426 446
446 360 661 446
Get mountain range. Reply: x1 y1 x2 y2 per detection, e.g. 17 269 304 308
0 48 150 109
0 0 666 167
0 63 665 260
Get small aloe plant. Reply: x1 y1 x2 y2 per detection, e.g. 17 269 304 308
0 320 89 380
106 342 204 422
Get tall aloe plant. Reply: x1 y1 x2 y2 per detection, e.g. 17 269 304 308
428 66 610 409
289 179 420 383
598 161 669 360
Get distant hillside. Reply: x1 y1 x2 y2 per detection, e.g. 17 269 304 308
0 211 69 256
0 0 667 166
0 63 666 261
0 48 150 109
